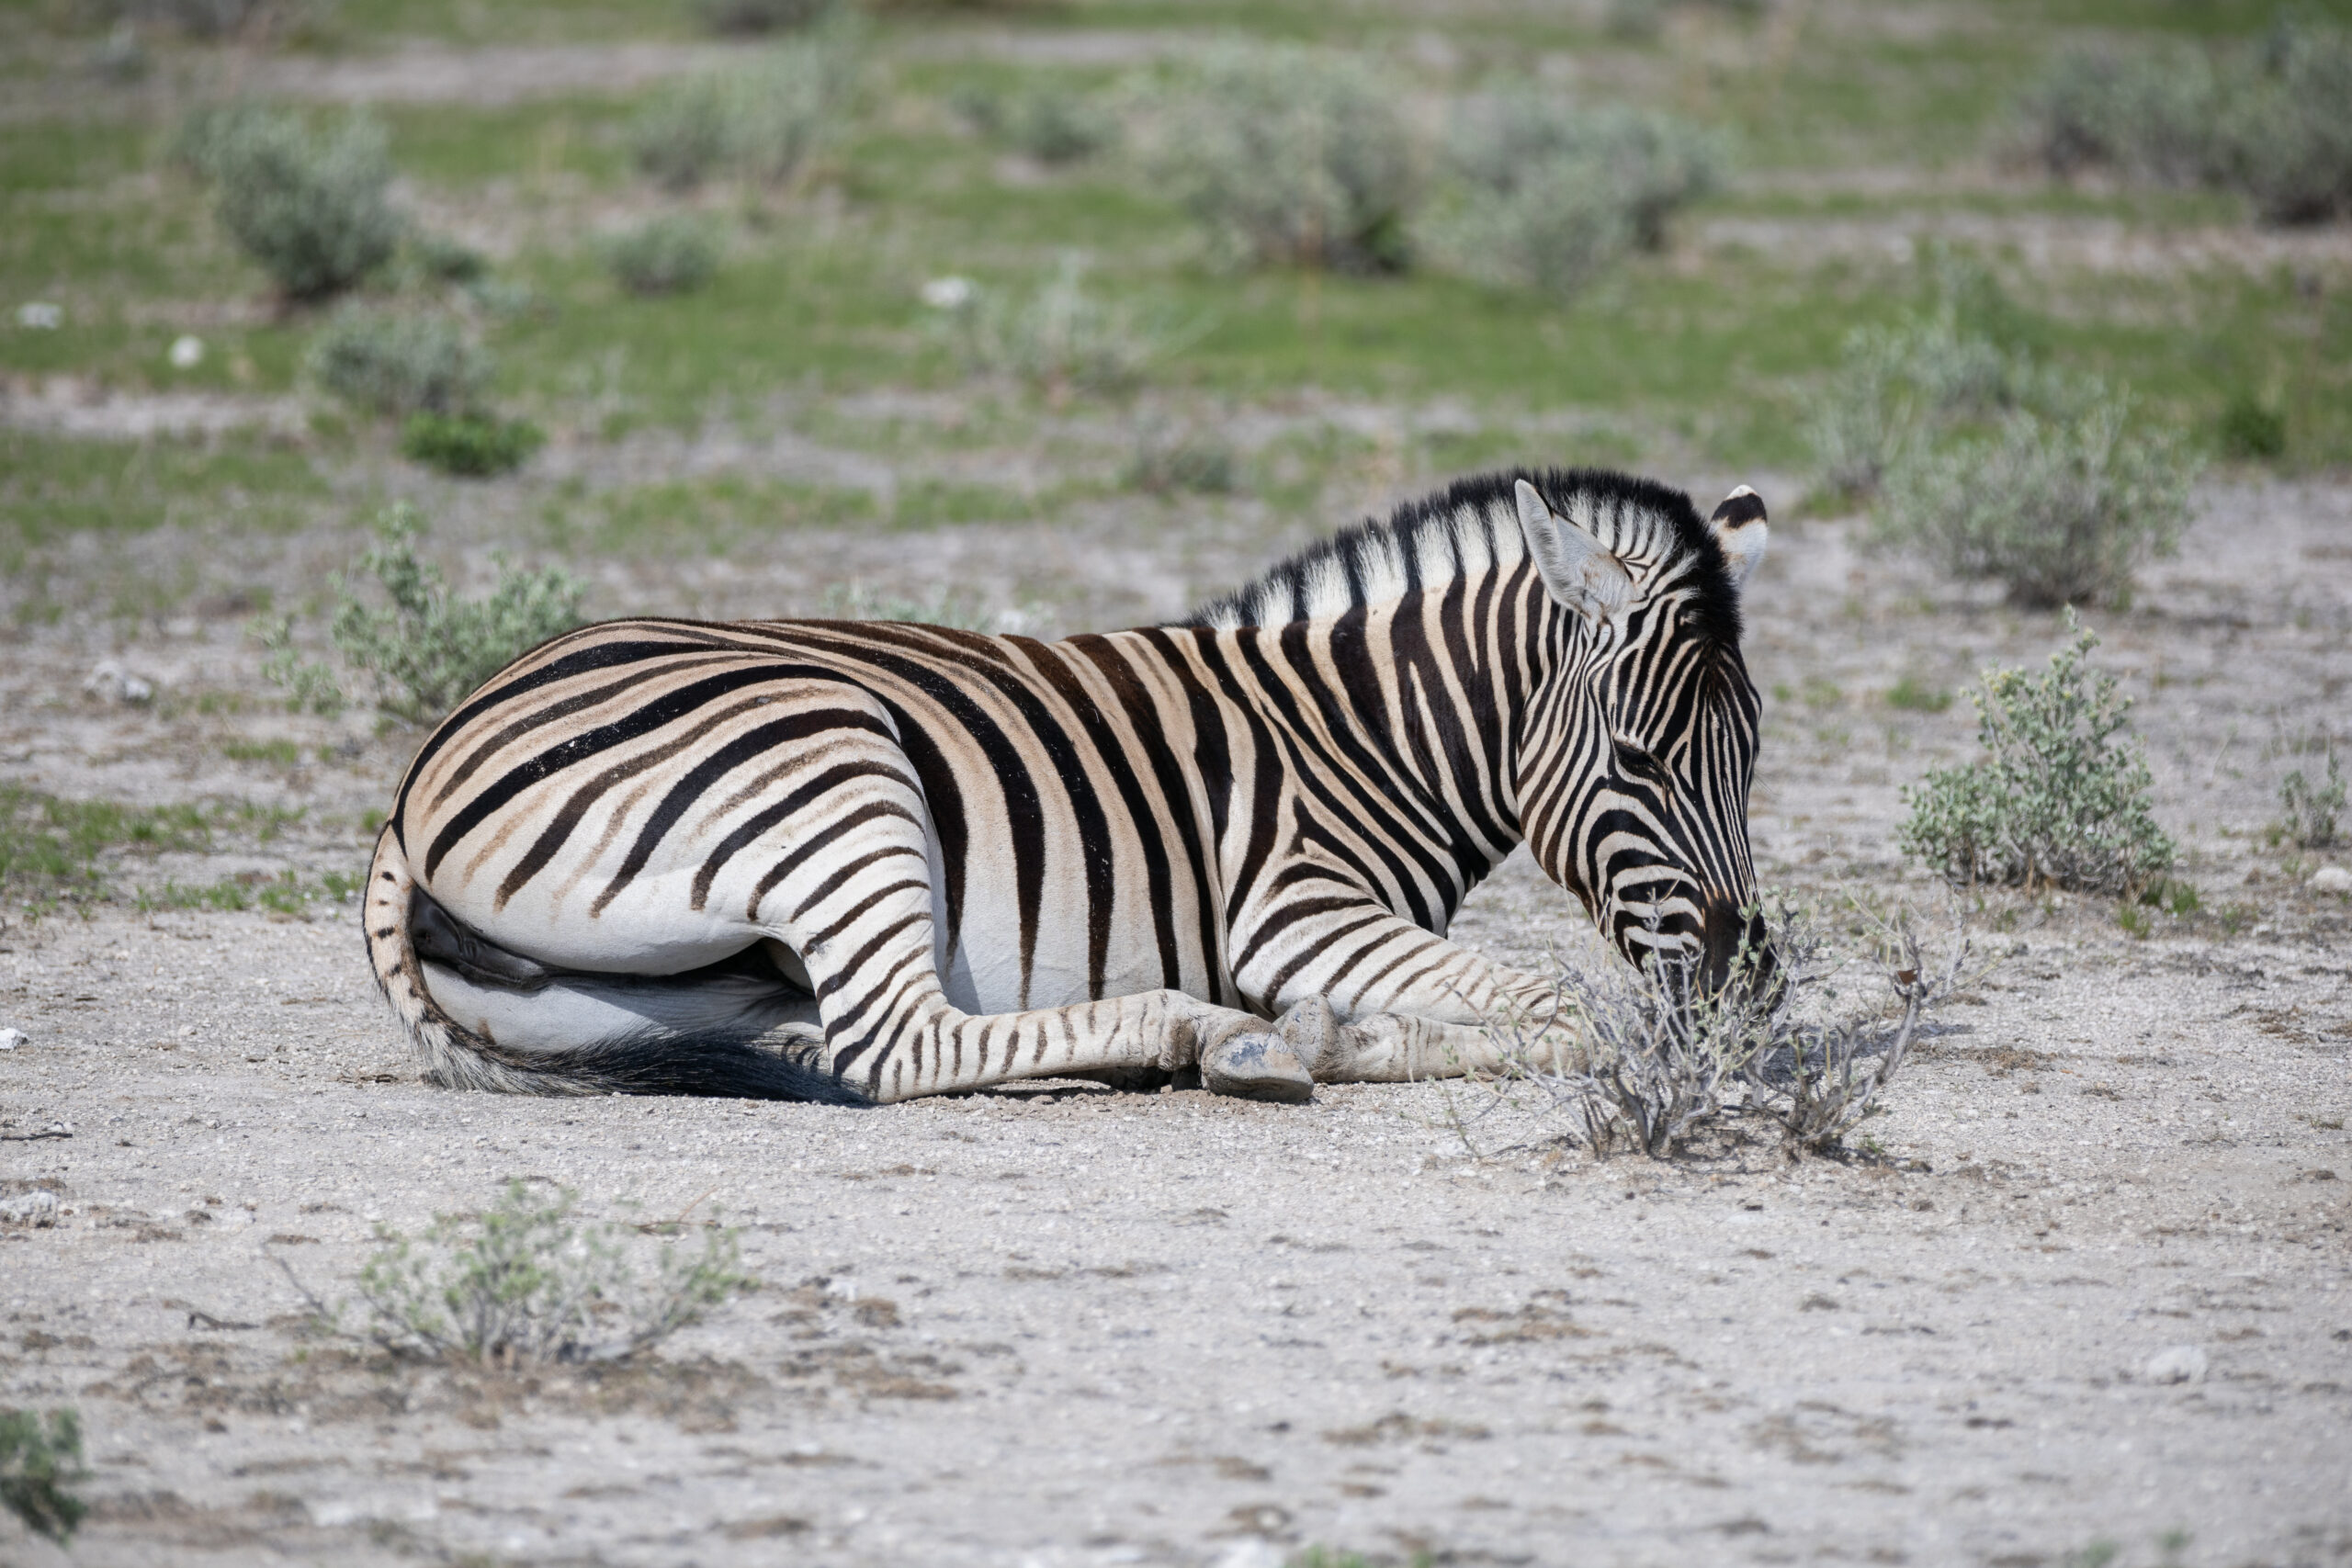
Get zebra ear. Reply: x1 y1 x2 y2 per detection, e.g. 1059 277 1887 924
1709 485 1769 588
1515 479 1633 623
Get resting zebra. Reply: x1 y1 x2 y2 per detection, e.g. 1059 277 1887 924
364 468 1770 1105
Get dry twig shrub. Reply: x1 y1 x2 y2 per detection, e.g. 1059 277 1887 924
1475 900 1968 1162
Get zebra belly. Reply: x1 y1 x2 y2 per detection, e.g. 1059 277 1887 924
424 867 767 976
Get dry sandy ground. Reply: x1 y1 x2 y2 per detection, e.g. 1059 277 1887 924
3 478 2351 1567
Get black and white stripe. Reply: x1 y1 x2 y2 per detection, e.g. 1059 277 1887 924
363 468 1770 1104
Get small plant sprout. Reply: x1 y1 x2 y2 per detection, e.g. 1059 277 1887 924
277 1180 749 1367
1900 613 2175 897
255 615 345 716
0 1407 88 1543
2278 750 2346 850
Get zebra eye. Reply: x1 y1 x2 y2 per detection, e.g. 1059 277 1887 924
1612 737 1665 778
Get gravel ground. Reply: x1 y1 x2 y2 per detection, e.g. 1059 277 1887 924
3 476 2350 1567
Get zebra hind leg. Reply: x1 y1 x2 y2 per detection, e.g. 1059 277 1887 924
409 893 860 1102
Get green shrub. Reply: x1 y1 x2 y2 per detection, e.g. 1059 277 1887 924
2016 22 2352 226
307 308 488 418
316 1180 747 1365
1804 309 2018 501
1148 44 1417 273
1004 85 1119 164
693 0 839 33
1885 675 1953 713
1879 387 2195 609
628 88 734 192
181 105 401 300
330 503 587 722
630 39 855 191
256 615 345 715
2216 390 2287 460
408 231 489 284
605 217 721 297
0 1408 87 1544
1423 92 1723 296
400 412 546 477
932 256 1165 397
1127 428 1238 494
2278 752 2346 850
89 0 330 40
2018 41 2222 185
1899 615 2174 897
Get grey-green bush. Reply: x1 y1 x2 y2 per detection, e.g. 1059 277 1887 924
1879 387 2195 608
2017 21 2352 226
1899 615 2174 897
933 256 1163 397
330 504 587 722
1804 309 2018 501
1148 44 1417 273
693 0 838 33
606 217 721 296
1422 95 1721 296
630 39 854 191
329 1180 746 1365
1006 85 1119 164
307 308 488 418
184 106 401 300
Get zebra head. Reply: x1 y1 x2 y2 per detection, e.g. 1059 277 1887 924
1510 473 1769 990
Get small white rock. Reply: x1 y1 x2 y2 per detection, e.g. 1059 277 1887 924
0 1027 25 1051
0 1191 60 1228
83 659 154 705
2311 866 2352 895
920 276 975 310
168 333 204 369
1212 1540 1285 1568
2144 1344 2208 1384
17 301 62 330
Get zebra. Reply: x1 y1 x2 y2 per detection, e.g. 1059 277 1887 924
363 467 1770 1106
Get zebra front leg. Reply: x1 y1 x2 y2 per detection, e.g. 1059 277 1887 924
774 879 1276 1102
1228 897 1575 1086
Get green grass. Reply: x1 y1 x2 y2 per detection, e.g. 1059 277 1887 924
220 738 304 768
1887 676 1955 712
546 473 880 554
134 868 362 916
0 785 212 908
0 0 2345 582
0 433 327 554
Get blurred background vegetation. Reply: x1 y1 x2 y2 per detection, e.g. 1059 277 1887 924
3 0 2349 630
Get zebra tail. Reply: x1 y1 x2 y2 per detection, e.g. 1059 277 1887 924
361 825 866 1104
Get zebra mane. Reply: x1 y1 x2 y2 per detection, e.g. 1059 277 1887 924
1182 467 1744 641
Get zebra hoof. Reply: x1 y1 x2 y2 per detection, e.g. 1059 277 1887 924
1202 1032 1314 1104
